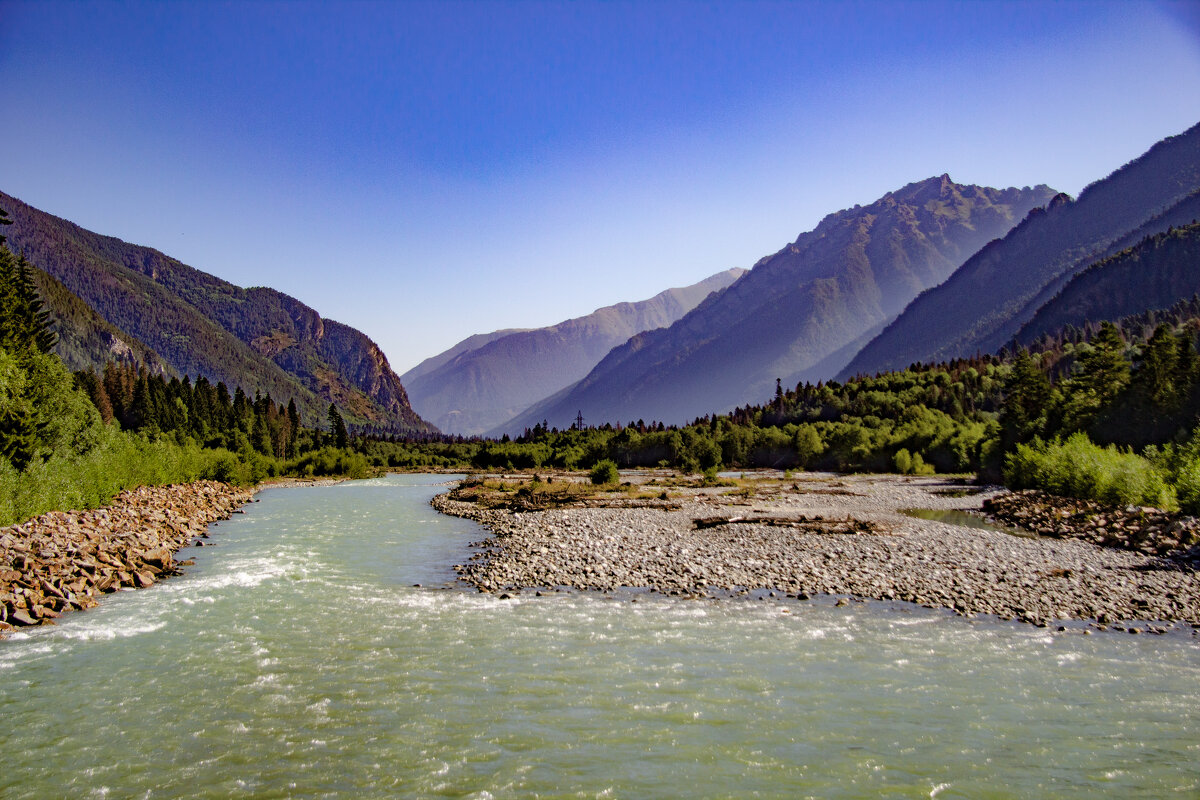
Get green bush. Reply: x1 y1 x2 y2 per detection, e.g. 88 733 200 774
590 459 619 485
1004 433 1176 510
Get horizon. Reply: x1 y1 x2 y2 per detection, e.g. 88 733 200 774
2 0 1200 375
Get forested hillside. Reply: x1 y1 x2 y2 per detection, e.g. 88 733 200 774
28 264 172 376
0 191 432 433
843 121 1200 377
1012 222 1200 347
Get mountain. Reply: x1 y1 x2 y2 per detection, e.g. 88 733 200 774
1 191 433 433
1012 220 1200 347
403 269 745 435
401 328 531 385
841 121 1200 378
494 176 1055 434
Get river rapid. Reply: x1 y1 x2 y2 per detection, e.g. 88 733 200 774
1 474 1197 798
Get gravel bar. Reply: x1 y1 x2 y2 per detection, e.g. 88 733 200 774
434 473 1200 632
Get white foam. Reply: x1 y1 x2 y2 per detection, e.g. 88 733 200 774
60 619 168 642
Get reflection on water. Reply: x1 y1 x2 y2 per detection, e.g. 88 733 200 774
902 507 1037 538
0 474 1195 799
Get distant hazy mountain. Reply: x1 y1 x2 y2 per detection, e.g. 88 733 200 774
1012 220 1200 347
404 269 745 435
401 329 531 385
841 121 1200 378
1 191 433 433
496 176 1054 434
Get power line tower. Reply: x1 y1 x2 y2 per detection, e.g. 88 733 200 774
575 410 585 431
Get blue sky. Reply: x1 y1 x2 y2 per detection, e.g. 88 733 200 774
2 0 1199 374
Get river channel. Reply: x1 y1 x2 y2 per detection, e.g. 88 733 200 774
1 474 1197 798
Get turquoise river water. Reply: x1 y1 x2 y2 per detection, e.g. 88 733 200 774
1 474 1197 798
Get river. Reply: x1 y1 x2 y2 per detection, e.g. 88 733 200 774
1 474 1197 798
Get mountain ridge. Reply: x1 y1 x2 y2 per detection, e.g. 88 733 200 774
840 121 1200 378
495 175 1055 434
403 268 745 435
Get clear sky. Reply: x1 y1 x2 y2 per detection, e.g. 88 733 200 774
2 0 1199 374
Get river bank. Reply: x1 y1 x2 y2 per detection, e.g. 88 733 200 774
0 480 255 635
435 472 1200 631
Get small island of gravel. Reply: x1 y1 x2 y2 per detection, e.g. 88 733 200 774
434 471 1200 632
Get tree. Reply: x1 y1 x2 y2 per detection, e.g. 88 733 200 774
0 250 56 354
286 398 301 457
1059 321 1129 434
1000 350 1051 452
1133 324 1181 412
328 403 349 449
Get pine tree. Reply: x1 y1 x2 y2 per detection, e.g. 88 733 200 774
0 396 40 470
287 399 301 457
0 251 57 354
1060 321 1130 434
328 403 349 449
1000 350 1051 451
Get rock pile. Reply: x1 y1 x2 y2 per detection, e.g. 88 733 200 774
0 481 254 634
983 490 1200 566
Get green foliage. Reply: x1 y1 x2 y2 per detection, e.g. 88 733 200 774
590 459 619 485
0 425 244 526
1149 430 1200 515
286 446 371 480
1004 433 1176 510
0 250 56 354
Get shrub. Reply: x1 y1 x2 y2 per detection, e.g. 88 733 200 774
1004 433 1176 510
590 459 619 485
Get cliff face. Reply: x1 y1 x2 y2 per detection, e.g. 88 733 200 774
495 176 1055 434
0 190 434 433
403 268 746 435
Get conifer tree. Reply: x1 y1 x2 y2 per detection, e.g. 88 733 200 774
1000 350 1051 452
328 403 349 449
1060 321 1130 434
0 396 39 470
287 398 301 457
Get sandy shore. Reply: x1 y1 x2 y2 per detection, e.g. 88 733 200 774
435 472 1200 632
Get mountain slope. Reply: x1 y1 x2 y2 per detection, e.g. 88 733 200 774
1012 220 1200 347
27 264 173 376
1 191 432 432
496 176 1054 433
841 121 1200 377
404 269 745 435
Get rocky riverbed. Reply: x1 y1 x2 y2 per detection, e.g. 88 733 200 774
0 481 254 635
435 473 1200 631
